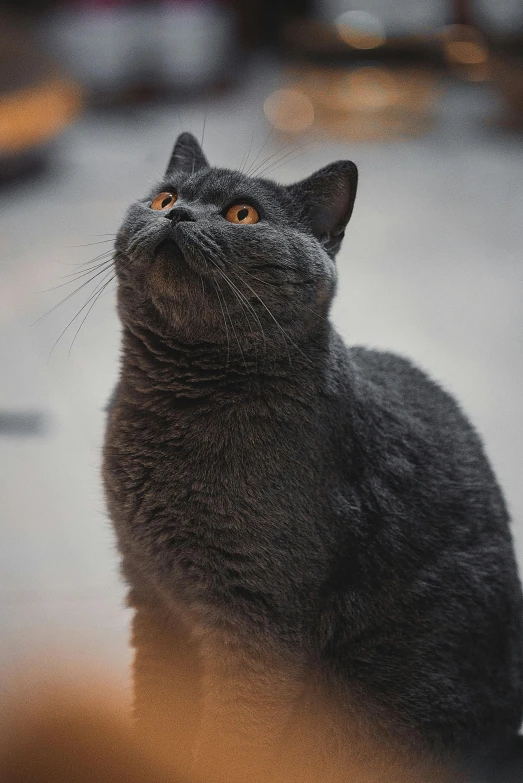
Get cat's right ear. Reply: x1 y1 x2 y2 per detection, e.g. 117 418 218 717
287 161 358 256
165 132 209 176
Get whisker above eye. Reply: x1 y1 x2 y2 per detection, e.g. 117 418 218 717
247 140 294 179
253 139 319 179
239 127 256 175
244 126 275 177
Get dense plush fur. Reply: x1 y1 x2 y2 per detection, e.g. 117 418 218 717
103 133 523 779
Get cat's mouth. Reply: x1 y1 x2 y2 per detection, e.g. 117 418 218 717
145 231 211 294
153 236 185 261
149 229 212 280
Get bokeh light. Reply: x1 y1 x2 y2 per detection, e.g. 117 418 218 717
441 25 489 81
263 88 315 133
0 79 81 154
346 67 398 110
335 10 386 50
446 41 487 66
280 64 440 141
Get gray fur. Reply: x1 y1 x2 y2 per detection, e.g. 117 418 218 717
103 133 523 776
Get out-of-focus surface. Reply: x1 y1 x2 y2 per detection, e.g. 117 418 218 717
0 678 180 783
1 0 523 706
0 674 457 783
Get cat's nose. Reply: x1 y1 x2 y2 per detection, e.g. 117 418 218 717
166 206 196 224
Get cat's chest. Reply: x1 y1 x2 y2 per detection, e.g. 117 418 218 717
110 401 268 493
104 393 331 617
105 393 326 528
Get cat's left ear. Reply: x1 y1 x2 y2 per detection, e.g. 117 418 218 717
287 161 358 256
165 132 209 176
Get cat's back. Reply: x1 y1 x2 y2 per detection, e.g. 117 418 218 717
326 344 523 750
346 345 499 489
349 345 469 431
336 342 518 570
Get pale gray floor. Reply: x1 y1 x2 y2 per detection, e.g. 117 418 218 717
1 62 522 697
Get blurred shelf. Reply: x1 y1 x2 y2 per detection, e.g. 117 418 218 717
282 17 446 68
0 77 82 156
0 12 82 181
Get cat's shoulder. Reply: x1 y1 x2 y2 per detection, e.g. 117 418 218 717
348 345 435 389
346 345 468 428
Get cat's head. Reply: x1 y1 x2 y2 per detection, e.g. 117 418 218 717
115 132 357 353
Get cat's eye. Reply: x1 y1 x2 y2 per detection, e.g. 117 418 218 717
151 192 178 210
225 203 259 225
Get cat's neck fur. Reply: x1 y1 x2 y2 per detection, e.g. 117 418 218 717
119 320 335 401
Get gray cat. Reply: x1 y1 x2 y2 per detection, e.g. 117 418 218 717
103 132 523 781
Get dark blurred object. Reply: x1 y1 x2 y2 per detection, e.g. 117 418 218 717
452 0 475 27
41 1 240 104
277 0 523 142
0 12 82 182
0 411 48 437
10 0 315 105
229 0 312 47
280 5 447 144
283 17 445 67
490 54 523 129
447 0 523 126
440 23 489 82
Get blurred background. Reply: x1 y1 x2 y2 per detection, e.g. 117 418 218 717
1 0 522 699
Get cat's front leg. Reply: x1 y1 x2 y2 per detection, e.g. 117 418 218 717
192 630 306 783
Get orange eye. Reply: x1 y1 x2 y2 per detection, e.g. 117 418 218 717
225 203 259 224
151 192 177 210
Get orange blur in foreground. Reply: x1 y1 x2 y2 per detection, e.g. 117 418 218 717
0 674 458 783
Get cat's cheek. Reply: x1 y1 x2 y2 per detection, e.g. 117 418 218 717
316 279 332 307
